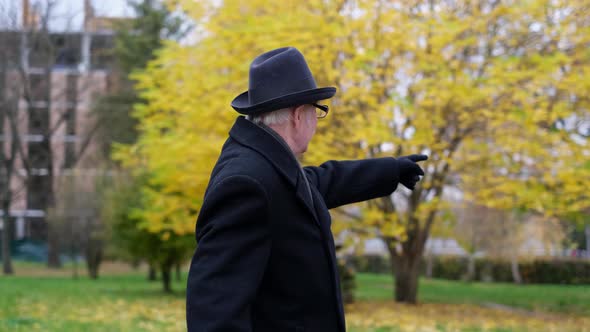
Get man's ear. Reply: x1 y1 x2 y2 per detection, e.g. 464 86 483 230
292 105 306 127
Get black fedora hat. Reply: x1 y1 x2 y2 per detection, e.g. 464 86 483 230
231 47 336 115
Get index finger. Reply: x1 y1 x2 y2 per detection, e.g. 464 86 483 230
408 154 428 162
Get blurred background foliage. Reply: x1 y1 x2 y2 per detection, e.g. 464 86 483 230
117 0 590 302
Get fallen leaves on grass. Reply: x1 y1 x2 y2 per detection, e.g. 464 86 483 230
346 301 590 332
6 297 589 331
10 297 185 331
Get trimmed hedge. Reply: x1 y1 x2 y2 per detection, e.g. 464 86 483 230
351 254 590 284
351 254 391 274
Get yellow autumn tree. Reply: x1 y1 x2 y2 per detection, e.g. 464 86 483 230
117 0 590 303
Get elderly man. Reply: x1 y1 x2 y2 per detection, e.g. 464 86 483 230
186 47 427 332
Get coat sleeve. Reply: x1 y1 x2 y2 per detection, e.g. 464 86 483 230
303 157 400 209
186 175 270 332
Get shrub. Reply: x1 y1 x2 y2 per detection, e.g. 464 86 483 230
351 254 590 284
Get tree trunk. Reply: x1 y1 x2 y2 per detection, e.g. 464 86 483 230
44 165 59 268
70 220 78 279
72 252 79 279
148 264 157 281
2 213 14 275
87 259 99 279
86 242 103 279
510 255 522 284
390 252 422 304
466 254 476 282
175 262 182 282
161 263 172 293
0 41 13 276
47 222 62 268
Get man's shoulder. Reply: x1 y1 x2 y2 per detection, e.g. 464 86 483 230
209 138 278 189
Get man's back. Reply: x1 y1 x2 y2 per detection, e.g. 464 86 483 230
186 118 343 331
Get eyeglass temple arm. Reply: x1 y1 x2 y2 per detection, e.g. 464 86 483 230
312 103 329 112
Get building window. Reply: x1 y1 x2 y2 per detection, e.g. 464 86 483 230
28 34 52 68
29 33 82 69
28 74 49 103
28 144 50 169
28 107 49 135
53 34 82 69
0 31 22 68
90 34 114 70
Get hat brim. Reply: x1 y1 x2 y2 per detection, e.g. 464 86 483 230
231 87 336 115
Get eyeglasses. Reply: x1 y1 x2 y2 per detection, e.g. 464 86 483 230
312 103 329 118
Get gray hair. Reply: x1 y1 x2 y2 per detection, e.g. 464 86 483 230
246 107 293 126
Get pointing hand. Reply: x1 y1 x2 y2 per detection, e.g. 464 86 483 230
397 154 428 190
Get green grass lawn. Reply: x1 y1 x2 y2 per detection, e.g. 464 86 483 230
356 273 590 316
0 271 186 332
1 263 589 331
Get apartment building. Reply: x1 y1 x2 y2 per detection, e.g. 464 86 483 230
0 0 121 242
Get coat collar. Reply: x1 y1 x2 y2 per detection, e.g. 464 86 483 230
229 116 300 187
229 117 319 226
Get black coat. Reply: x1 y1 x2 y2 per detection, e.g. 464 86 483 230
186 117 401 332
